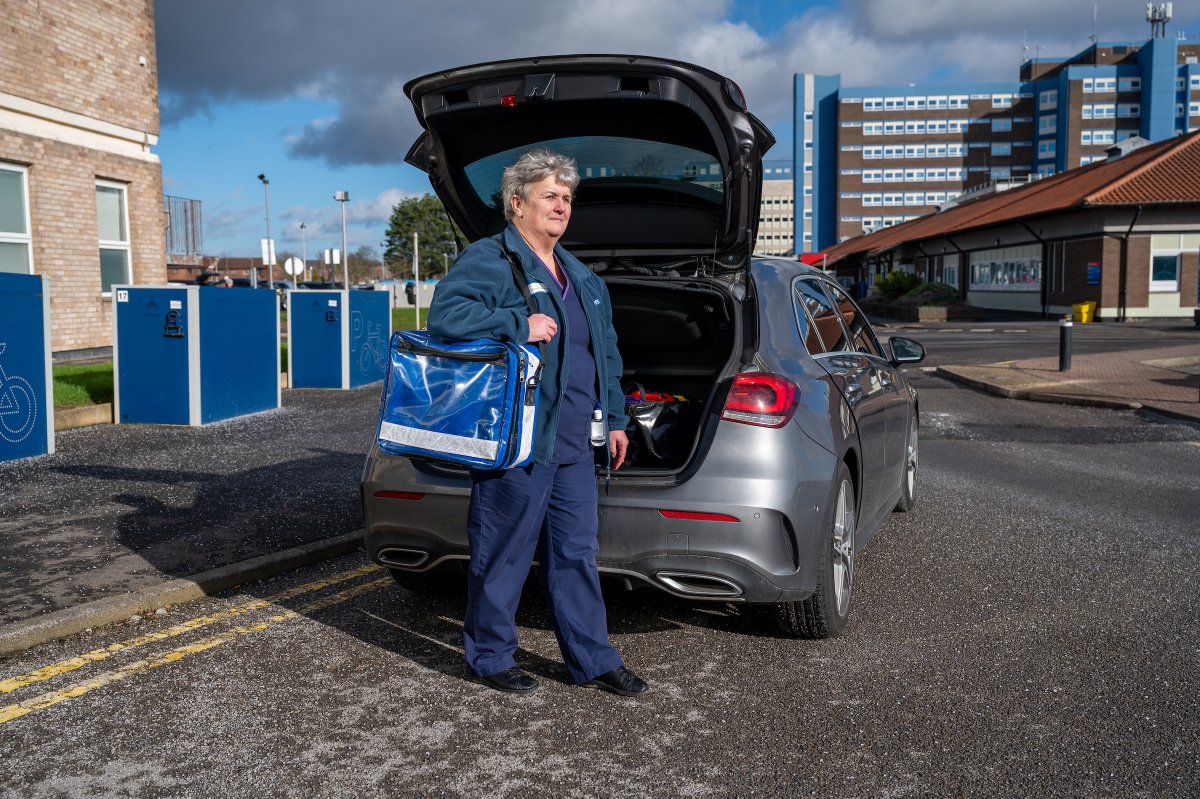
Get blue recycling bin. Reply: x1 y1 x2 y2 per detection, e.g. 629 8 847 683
113 285 279 425
287 289 391 389
0 272 53 461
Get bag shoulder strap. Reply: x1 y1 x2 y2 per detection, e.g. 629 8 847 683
494 235 538 317
493 235 543 356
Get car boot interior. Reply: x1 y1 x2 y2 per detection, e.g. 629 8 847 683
600 276 740 471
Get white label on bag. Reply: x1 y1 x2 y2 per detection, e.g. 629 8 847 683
328 299 338 307
170 300 182 310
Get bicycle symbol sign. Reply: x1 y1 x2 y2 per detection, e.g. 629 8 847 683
0 342 38 444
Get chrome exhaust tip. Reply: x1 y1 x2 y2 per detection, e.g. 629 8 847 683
377 547 431 569
655 571 743 598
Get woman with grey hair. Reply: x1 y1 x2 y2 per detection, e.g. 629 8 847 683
426 149 648 696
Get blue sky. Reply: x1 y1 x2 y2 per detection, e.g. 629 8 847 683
154 0 1200 259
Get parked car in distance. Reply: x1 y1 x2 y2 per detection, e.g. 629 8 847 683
361 54 926 638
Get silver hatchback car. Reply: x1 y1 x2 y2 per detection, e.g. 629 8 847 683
361 55 925 637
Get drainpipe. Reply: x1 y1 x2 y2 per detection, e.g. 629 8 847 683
1020 221 1049 317
1114 205 1142 323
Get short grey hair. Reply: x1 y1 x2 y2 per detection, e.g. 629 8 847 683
500 149 580 221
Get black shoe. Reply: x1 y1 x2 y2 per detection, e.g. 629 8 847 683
471 667 539 694
585 666 649 696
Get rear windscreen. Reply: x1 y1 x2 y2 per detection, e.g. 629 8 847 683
463 136 724 213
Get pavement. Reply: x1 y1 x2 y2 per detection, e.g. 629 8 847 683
1 319 1197 659
933 331 1200 424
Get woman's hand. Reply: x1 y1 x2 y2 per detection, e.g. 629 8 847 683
526 313 558 343
609 430 629 470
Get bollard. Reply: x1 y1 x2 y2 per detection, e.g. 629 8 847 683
1058 314 1073 372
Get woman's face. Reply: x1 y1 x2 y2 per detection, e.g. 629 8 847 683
512 175 572 243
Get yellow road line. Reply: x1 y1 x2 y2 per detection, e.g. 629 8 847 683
0 576 390 726
0 563 383 694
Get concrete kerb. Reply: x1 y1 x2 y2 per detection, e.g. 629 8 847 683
935 366 1143 410
0 530 365 659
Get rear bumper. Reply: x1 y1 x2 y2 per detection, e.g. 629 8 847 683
362 429 838 604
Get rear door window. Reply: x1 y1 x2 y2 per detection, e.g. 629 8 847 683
826 283 883 358
793 278 848 354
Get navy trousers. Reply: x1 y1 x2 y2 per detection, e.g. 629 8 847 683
463 458 623 684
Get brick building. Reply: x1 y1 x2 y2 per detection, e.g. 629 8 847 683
819 131 1200 321
795 33 1200 254
755 159 795 256
1 0 165 357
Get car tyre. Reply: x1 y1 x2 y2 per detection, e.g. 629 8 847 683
775 462 856 639
894 416 918 512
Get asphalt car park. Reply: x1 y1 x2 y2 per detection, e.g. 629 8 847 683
2 370 1197 797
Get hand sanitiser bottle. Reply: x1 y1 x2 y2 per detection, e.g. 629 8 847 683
590 403 605 447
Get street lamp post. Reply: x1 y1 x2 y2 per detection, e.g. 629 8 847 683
257 173 271 288
299 221 307 286
334 190 349 288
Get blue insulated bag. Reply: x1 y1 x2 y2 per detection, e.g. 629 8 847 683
376 330 542 470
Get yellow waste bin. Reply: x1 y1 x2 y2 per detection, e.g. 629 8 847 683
1071 301 1096 323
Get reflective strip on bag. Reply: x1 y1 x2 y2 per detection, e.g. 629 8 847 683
378 421 499 461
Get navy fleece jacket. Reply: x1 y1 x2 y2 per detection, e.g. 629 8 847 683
426 224 628 466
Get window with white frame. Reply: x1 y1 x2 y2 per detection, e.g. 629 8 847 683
1190 101 1200 117
928 95 948 109
1039 89 1058 109
883 169 904 182
883 192 903 206
903 192 924 205
97 180 130 293
991 94 1013 108
884 97 904 110
862 169 883 183
992 118 1013 132
863 97 883 111
1038 114 1057 133
1093 77 1116 93
883 145 904 159
1176 77 1185 91
863 146 883 159
1118 77 1141 92
926 190 947 203
904 168 924 181
884 120 904 135
1082 78 1094 93
904 144 925 158
926 167 947 181
905 96 925 110
947 143 965 157
948 119 969 133
948 95 969 109
863 122 884 135
927 119 948 134
905 120 926 135
1191 75 1200 90
946 167 964 180
1037 163 1055 176
1080 155 1104 166
0 163 33 275
1038 140 1057 159
1150 251 1180 292
862 193 883 206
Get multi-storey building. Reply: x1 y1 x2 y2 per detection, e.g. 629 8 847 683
796 33 1200 254
754 159 795 256
0 0 165 357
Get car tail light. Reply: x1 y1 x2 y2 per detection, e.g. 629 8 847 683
659 509 740 523
501 95 517 107
720 372 798 428
374 491 425 500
